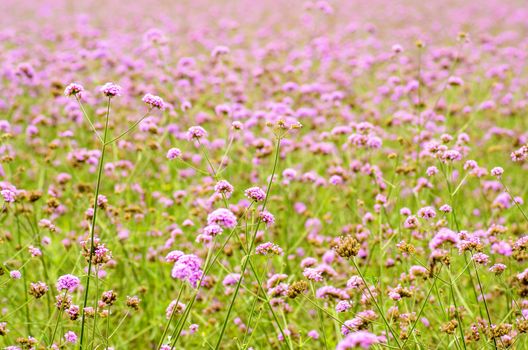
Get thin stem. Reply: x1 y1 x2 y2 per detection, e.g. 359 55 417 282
75 95 104 143
216 135 235 175
169 238 217 349
447 266 468 350
189 140 284 345
157 283 185 349
440 163 483 320
213 137 282 350
105 109 152 145
15 212 31 335
105 306 111 348
108 311 130 339
499 178 528 224
471 256 497 350
51 290 68 345
79 97 111 349
351 258 401 349
91 266 100 350
310 282 328 349
400 266 442 348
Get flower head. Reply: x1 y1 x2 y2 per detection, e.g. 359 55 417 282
491 167 504 177
100 82 122 97
245 187 266 202
64 331 78 344
166 148 182 160
64 83 84 97
187 126 207 140
142 93 165 109
56 274 80 293
207 208 237 229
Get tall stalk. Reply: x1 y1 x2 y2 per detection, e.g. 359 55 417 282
213 136 282 350
79 98 111 349
168 237 218 349
350 258 401 349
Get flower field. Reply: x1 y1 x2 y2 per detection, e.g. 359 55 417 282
2 0 528 349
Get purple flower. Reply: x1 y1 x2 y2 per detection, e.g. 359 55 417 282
303 267 323 282
64 83 84 97
259 210 275 226
170 253 203 288
337 331 385 349
222 273 241 286
100 82 122 97
56 274 81 293
203 224 223 237
64 331 78 344
417 206 436 220
307 330 319 339
489 263 507 275
166 299 186 318
142 93 165 109
207 208 237 229
244 186 266 202
1 189 16 203
214 180 234 198
335 300 352 312
256 242 283 256
491 167 504 177
166 148 182 160
10 270 21 280
187 126 207 140
472 252 490 265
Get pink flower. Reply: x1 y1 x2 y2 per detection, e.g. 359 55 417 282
100 82 122 97
10 270 21 280
244 187 266 202
207 208 237 229
56 274 80 293
142 93 165 109
187 126 207 140
64 83 84 97
64 331 78 344
337 331 385 349
166 148 182 160
491 167 504 177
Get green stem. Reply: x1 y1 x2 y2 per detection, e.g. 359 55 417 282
105 109 152 145
499 179 528 224
448 267 467 350
351 258 401 349
91 266 100 350
51 290 68 345
470 256 497 350
14 212 31 336
310 282 328 349
75 95 104 143
169 237 217 349
157 283 185 349
213 137 282 350
400 266 442 348
79 97 111 349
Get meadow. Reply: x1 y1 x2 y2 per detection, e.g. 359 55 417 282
1 0 528 349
